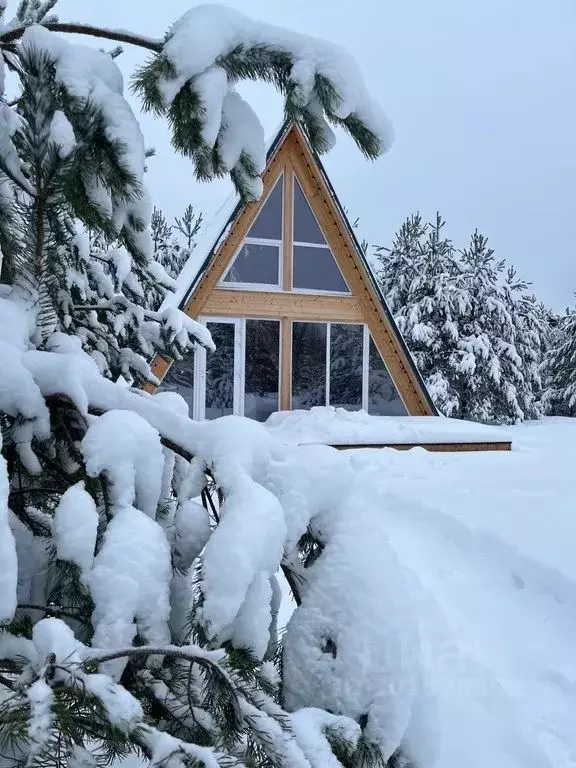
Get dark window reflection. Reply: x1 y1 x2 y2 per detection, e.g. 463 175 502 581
329 324 363 410
368 336 407 415
293 245 349 293
205 322 235 419
244 319 280 421
294 180 325 244
223 242 279 285
157 354 195 416
247 176 283 240
292 322 327 409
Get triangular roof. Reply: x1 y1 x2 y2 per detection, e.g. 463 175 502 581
151 121 437 417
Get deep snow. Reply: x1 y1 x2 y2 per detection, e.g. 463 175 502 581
280 417 576 767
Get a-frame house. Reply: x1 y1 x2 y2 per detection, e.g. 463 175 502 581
148 122 511 451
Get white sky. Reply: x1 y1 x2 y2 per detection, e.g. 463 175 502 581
53 0 576 309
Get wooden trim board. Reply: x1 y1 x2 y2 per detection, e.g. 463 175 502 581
201 290 364 322
331 442 512 453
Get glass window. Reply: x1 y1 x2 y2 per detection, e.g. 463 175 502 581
329 324 363 410
294 180 325 244
157 354 195 416
292 322 327 409
247 176 283 240
293 245 349 293
368 336 407 416
244 320 280 421
205 322 235 419
223 242 279 286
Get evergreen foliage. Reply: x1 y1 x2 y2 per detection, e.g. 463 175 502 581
376 215 552 424
0 2 395 768
151 204 203 280
541 303 576 416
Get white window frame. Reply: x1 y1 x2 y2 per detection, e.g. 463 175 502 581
195 316 281 420
291 181 351 295
291 244 352 296
219 238 283 292
219 176 284 292
291 321 409 413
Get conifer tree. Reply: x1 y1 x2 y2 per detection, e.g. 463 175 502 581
377 217 547 424
151 204 203 281
542 303 576 416
452 230 525 424
376 214 468 417
375 213 427 314
0 3 399 767
502 269 550 420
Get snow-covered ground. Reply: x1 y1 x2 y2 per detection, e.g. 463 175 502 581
274 418 575 766
279 417 576 767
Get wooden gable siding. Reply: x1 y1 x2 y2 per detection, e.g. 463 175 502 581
148 123 434 417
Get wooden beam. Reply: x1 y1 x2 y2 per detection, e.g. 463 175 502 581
280 318 292 411
332 441 512 453
201 289 364 322
143 355 172 394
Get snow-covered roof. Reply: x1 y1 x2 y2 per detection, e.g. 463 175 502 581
266 407 512 447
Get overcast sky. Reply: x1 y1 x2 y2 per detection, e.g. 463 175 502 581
56 0 576 309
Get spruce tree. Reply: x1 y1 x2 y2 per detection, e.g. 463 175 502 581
377 217 547 424
542 303 576 416
502 269 550 420
376 214 467 417
375 213 427 314
0 2 399 767
454 230 525 424
151 205 203 281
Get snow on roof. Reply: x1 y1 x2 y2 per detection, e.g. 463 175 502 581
266 407 512 446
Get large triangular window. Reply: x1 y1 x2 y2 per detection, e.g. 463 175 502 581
292 179 350 294
221 176 283 288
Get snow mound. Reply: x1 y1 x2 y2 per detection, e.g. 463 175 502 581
266 406 512 446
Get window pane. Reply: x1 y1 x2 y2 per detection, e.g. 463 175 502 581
292 322 327 409
368 336 407 415
294 180 325 244
223 243 279 285
293 245 349 293
245 320 280 422
248 176 283 239
158 354 195 416
329 324 363 411
205 322 235 419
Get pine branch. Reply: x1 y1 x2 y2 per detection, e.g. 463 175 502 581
17 604 84 622
0 22 162 52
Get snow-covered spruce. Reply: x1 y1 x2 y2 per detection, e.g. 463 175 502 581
376 215 550 424
151 204 203 280
1 293 570 768
0 0 391 387
541 303 576 416
0 2 403 766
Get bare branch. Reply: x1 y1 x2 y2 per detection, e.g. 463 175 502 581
0 22 163 52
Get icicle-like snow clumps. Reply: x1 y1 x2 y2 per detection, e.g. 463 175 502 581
2 290 575 765
0 431 17 623
53 482 98 576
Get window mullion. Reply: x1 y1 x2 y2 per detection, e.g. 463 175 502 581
326 322 331 407
362 324 370 412
195 324 207 420
235 318 245 416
